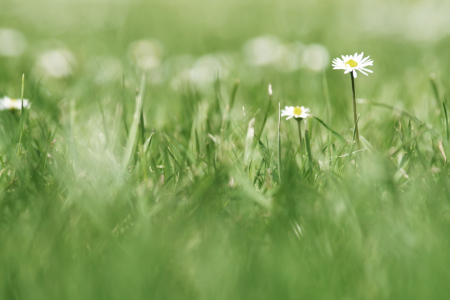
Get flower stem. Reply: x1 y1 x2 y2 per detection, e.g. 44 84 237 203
297 119 303 153
305 120 313 168
17 74 25 158
278 102 282 183
350 72 360 148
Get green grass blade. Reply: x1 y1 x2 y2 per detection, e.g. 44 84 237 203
430 73 441 107
244 118 255 167
97 98 110 147
122 74 129 136
221 79 240 132
313 116 346 144
17 74 26 157
305 122 313 168
359 136 377 154
121 74 146 174
443 101 449 142
359 99 439 137
255 85 272 143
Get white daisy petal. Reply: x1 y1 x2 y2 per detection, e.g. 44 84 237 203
359 69 368 76
360 56 371 64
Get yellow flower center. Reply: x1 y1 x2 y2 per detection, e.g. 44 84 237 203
9 99 20 110
293 106 302 116
345 59 358 68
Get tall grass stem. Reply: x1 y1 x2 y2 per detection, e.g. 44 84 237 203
121 74 146 174
255 86 272 143
350 73 360 148
305 120 313 168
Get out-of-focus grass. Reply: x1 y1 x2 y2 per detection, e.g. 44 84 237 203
1 0 450 299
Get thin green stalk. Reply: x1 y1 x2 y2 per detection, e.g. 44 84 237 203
305 120 313 168
244 118 255 167
214 73 223 117
278 102 282 183
122 74 146 174
322 70 332 164
248 85 272 175
297 119 303 154
443 101 449 142
221 80 240 132
97 98 110 147
255 85 272 143
229 80 240 112
322 70 332 125
140 99 145 143
20 74 25 115
122 74 129 136
430 73 441 108
350 73 360 148
17 74 25 157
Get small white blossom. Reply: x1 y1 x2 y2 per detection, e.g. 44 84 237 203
332 52 373 78
281 106 310 120
0 96 30 111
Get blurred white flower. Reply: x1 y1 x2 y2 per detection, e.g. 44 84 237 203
243 36 283 66
281 106 310 120
128 39 163 70
0 29 27 57
0 96 30 111
302 44 329 72
166 54 195 73
189 54 229 83
332 52 373 78
170 54 231 88
36 49 76 78
86 56 122 84
274 42 305 72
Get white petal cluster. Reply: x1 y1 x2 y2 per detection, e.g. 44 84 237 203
0 96 30 111
281 106 310 120
332 52 373 78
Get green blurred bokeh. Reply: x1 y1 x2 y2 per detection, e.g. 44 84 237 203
1 1 450 299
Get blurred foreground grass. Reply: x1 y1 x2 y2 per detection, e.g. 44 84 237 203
1 0 450 299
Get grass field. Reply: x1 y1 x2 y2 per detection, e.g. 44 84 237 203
1 0 450 299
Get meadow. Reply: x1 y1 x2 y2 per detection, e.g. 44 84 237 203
1 0 450 299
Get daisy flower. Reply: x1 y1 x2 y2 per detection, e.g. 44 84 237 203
0 96 30 111
281 106 310 120
332 52 373 78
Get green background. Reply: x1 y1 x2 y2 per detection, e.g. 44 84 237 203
1 0 450 299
